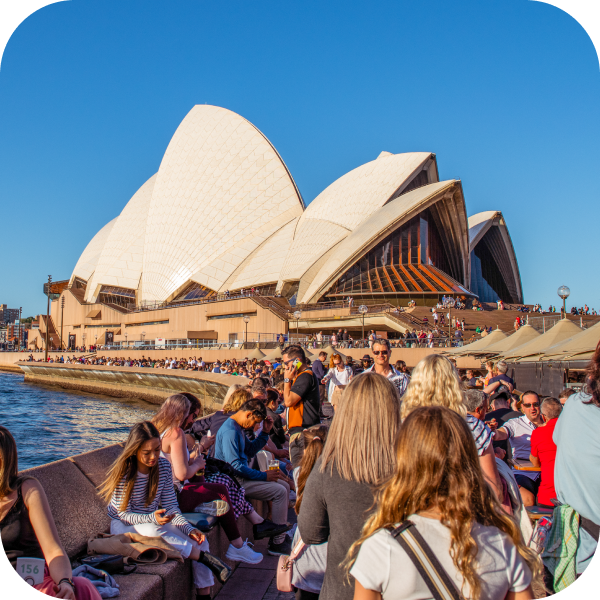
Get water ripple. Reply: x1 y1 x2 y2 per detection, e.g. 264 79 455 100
0 372 157 470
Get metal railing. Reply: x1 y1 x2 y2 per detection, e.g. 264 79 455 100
128 291 278 313
528 315 600 333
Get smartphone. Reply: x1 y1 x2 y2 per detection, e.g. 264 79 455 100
294 359 303 371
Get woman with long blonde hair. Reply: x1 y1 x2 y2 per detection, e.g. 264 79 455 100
347 406 541 600
153 395 263 564
401 354 504 501
100 421 232 597
298 372 401 600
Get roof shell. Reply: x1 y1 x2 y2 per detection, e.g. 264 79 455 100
139 105 304 303
85 173 156 302
468 210 523 304
70 218 117 285
279 152 434 285
299 180 469 304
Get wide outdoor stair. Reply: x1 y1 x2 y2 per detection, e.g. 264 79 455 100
407 305 599 337
19 444 266 600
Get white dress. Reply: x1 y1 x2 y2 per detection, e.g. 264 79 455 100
323 366 352 402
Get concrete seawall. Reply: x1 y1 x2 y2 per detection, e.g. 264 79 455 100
17 362 247 409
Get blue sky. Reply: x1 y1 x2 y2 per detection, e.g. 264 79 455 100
1 0 598 317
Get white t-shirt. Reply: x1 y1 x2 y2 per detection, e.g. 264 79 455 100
350 515 531 600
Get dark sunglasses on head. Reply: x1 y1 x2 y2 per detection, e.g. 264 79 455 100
522 402 540 408
373 350 388 356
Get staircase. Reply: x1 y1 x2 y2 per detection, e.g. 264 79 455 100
39 315 62 350
251 296 292 321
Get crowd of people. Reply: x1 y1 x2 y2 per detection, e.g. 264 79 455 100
3 338 599 600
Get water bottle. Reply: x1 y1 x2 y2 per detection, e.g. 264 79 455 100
530 517 552 553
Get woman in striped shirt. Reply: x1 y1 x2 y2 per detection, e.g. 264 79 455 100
100 422 231 600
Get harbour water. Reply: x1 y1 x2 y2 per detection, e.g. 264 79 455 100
0 372 156 470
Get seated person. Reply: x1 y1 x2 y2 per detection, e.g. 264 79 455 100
485 386 522 459
101 421 232 596
265 389 287 449
153 394 263 564
494 391 545 506
484 360 515 394
529 398 562 508
0 426 102 600
214 400 292 555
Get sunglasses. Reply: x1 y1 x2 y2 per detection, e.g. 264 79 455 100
372 350 389 356
522 402 540 408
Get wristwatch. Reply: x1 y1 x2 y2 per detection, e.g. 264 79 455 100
284 378 290 383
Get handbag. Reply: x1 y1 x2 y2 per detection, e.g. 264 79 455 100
276 537 305 592
80 554 137 575
390 520 464 600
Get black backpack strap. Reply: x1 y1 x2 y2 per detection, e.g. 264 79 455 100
390 520 464 600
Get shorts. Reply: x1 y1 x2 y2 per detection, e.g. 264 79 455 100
514 474 540 497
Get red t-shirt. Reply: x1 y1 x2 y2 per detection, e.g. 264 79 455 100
530 418 558 507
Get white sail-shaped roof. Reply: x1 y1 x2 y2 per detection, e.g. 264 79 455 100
140 105 304 303
278 151 436 286
85 174 156 302
70 218 117 284
300 180 469 304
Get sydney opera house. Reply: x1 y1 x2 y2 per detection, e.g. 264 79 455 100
32 105 523 350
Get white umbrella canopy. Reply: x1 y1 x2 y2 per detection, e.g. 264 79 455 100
245 348 266 360
444 328 507 355
522 320 600 362
504 319 582 361
482 325 541 356
261 347 285 362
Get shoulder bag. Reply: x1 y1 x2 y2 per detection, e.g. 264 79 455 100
276 537 305 592
390 520 464 600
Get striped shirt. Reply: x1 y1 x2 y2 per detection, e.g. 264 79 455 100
107 457 194 536
465 414 493 456
364 365 410 398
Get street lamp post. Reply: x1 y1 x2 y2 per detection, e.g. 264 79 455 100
293 310 302 342
60 296 65 351
243 315 250 349
124 331 128 349
557 285 570 318
44 275 52 362
141 330 146 348
358 305 368 347
82 332 86 352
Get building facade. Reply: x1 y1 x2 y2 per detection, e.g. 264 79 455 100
31 106 523 350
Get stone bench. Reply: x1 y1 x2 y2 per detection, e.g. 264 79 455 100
20 444 261 600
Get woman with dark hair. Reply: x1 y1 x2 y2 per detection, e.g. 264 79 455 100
100 421 232 597
552 342 600 577
0 426 101 600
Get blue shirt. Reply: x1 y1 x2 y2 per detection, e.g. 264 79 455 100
553 391 600 573
214 417 270 481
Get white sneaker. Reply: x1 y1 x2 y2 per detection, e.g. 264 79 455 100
225 540 263 564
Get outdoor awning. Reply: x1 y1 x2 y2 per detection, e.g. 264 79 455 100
86 309 101 318
187 330 218 340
